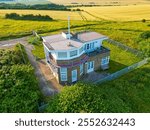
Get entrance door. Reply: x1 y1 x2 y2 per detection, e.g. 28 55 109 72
72 69 77 82
87 61 94 73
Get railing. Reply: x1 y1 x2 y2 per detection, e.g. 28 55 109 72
94 58 149 84
107 39 144 58
86 46 110 57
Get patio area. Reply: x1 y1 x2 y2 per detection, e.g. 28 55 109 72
82 71 110 83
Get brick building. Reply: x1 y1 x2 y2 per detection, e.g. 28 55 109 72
42 31 110 85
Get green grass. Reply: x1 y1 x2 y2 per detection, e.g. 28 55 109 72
100 41 141 73
27 36 45 59
0 18 95 40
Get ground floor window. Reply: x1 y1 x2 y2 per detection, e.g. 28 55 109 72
80 64 83 75
87 61 94 73
101 56 110 65
60 68 67 81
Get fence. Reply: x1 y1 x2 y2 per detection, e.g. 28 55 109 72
94 58 149 84
107 39 144 58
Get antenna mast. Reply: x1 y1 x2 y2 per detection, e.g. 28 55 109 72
68 16 71 40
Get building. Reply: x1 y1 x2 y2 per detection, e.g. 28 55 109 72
42 31 110 85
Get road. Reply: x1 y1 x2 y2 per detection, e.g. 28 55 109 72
0 37 58 96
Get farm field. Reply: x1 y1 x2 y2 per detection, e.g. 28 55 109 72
49 0 150 5
0 4 150 21
78 4 150 21
0 17 95 40
0 10 83 20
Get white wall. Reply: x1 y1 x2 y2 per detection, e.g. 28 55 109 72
43 38 107 61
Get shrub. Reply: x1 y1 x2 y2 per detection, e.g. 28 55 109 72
140 31 150 39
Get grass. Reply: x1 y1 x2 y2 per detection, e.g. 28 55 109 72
27 36 45 59
0 17 95 40
96 41 141 73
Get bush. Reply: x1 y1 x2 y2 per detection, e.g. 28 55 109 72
140 31 150 39
5 13 53 21
142 19 146 23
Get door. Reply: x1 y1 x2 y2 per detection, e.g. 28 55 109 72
72 69 77 82
87 61 94 73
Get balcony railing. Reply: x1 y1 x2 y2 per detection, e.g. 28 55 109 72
86 46 110 57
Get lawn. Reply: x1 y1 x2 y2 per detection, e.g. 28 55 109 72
97 41 141 73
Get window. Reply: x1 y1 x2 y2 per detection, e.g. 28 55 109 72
86 44 89 49
80 64 83 75
60 68 67 81
87 61 94 73
90 42 94 49
70 50 77 57
58 52 67 58
101 56 110 65
85 42 95 51
79 47 83 54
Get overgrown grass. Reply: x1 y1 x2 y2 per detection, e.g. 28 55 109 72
28 36 45 59
0 18 95 40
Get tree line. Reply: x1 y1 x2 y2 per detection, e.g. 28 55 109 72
0 3 71 11
5 13 53 21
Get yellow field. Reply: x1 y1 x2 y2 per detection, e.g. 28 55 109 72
0 4 150 21
78 4 150 21
0 10 83 20
49 0 150 5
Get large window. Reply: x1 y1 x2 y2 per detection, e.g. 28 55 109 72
87 61 94 73
85 42 95 51
101 56 110 65
58 52 67 58
80 64 83 75
60 68 67 81
70 50 77 57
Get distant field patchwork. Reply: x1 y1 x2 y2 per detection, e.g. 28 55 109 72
0 4 150 21
49 0 150 5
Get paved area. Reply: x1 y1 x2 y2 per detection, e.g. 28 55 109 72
0 37 29 48
0 37 59 96
83 71 110 83
38 59 62 91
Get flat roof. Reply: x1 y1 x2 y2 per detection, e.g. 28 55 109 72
77 31 107 42
43 31 107 51
43 34 83 51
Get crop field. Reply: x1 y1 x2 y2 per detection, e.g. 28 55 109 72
49 0 150 5
0 10 83 20
1 4 150 21
0 17 95 40
78 4 150 21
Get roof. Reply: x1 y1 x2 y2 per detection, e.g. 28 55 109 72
43 34 83 51
77 31 107 42
43 31 107 51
